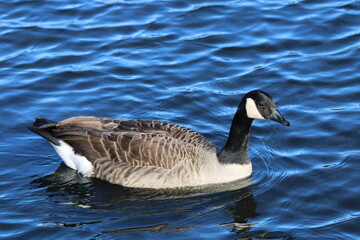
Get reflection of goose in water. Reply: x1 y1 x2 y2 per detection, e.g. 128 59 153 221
222 194 293 239
31 166 292 238
31 164 258 234
29 90 289 189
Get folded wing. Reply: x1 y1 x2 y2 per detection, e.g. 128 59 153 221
51 117 215 186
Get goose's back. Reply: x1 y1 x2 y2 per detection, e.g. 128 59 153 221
55 116 215 151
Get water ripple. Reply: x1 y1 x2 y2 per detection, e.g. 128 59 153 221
1 0 360 239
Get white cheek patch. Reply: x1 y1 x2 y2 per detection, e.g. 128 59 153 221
246 98 264 119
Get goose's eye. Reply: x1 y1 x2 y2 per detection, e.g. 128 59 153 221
258 102 265 107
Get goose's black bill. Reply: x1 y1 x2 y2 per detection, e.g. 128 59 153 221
269 109 290 126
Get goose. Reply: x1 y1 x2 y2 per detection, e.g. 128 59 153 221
28 90 290 189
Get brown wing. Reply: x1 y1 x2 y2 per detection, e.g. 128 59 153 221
52 116 217 185
51 116 215 168
55 116 214 151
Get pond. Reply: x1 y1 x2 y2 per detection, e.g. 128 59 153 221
0 0 359 239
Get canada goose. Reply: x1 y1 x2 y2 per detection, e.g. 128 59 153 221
28 90 290 189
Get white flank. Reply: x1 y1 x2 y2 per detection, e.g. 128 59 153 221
50 140 94 177
245 98 264 119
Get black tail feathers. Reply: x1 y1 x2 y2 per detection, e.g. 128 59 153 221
27 117 60 146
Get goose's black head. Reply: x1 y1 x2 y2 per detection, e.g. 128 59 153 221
242 90 290 126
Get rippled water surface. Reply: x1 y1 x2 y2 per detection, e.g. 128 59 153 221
1 0 360 239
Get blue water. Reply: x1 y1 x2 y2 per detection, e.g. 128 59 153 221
1 0 360 239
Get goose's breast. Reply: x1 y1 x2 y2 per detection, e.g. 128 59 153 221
207 162 252 184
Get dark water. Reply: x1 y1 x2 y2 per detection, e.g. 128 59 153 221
1 0 360 239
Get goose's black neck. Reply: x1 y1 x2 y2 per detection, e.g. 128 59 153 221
218 103 253 165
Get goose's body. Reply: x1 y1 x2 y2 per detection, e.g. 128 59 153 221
28 90 289 189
